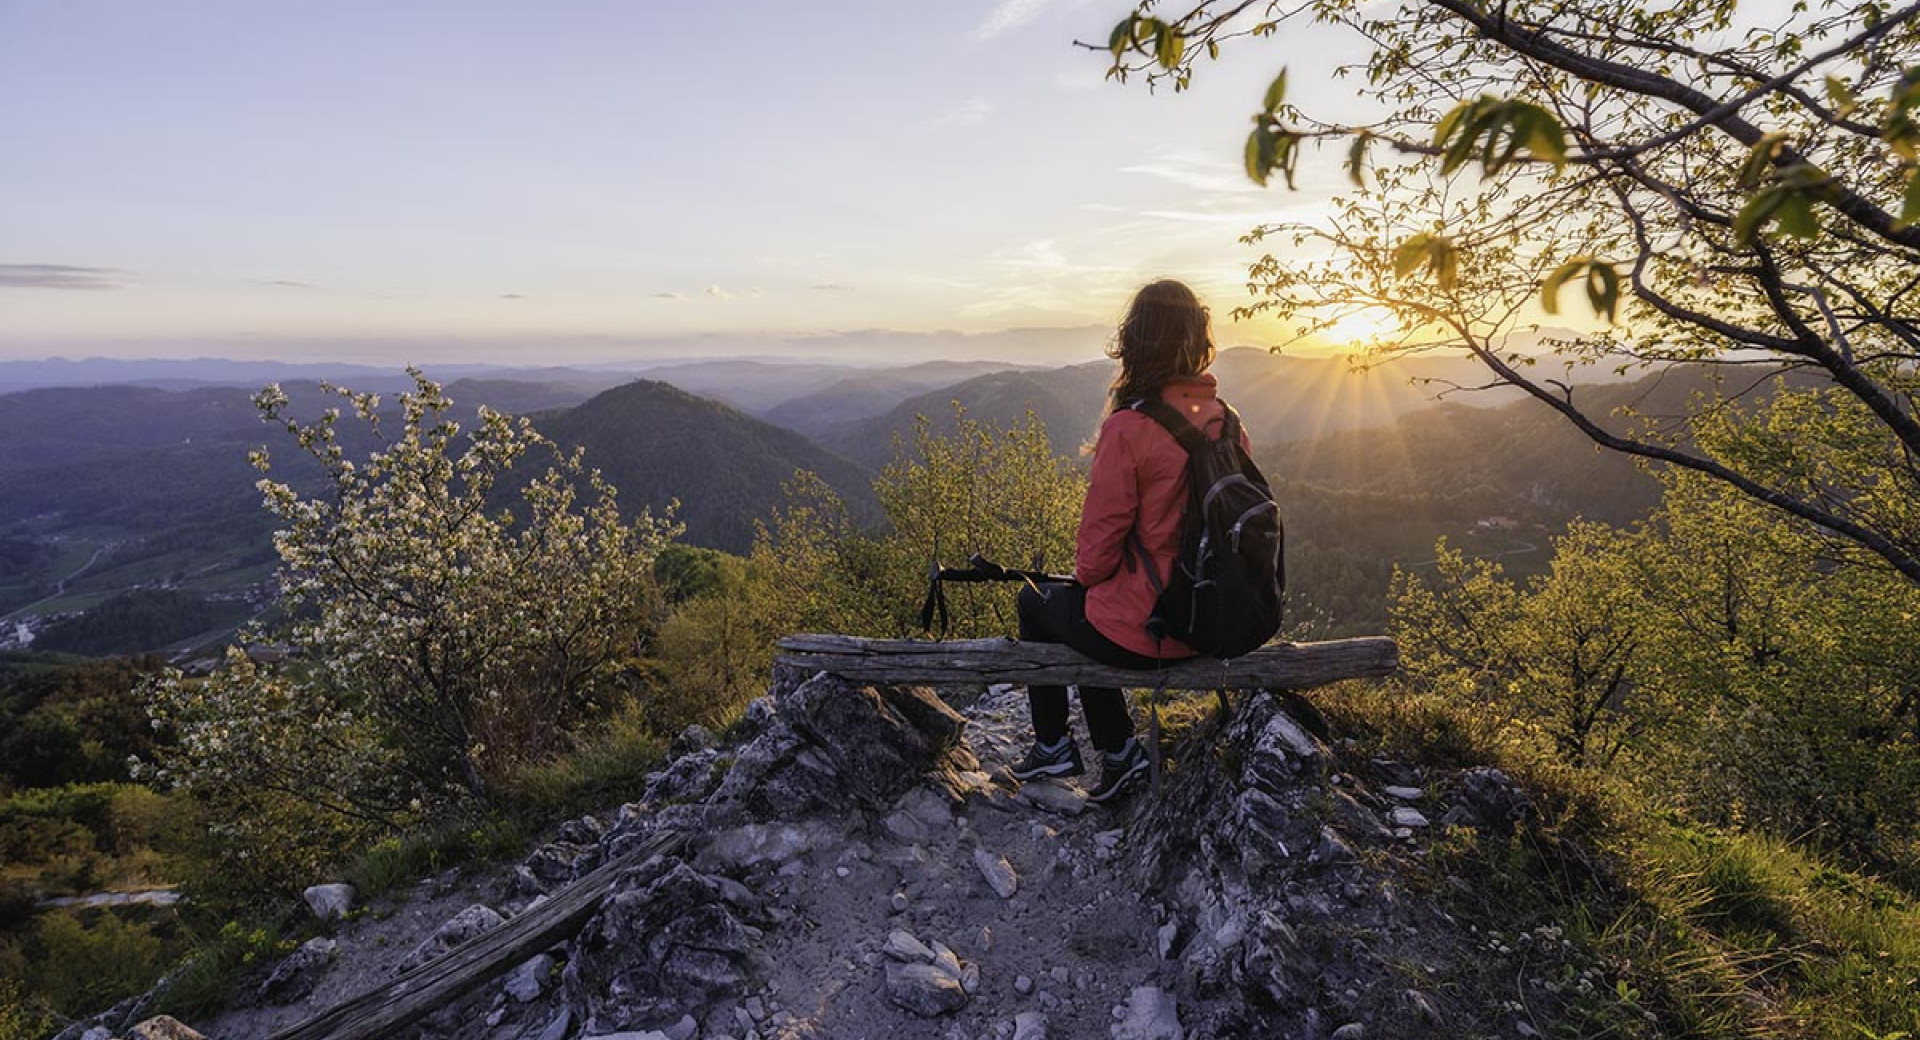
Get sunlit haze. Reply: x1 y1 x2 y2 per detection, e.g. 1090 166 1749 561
0 0 1385 366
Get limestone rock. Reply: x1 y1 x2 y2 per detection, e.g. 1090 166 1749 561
301 882 355 921
505 953 558 1003
1016 783 1087 817
699 821 819 871
1389 807 1430 829
1382 785 1424 801
1110 986 1182 1040
400 903 506 971
973 847 1019 899
519 840 600 895
256 936 336 1005
885 929 937 963
885 961 968 1016
708 672 968 823
1013 1010 1049 1040
128 1018 207 1040
565 859 757 1033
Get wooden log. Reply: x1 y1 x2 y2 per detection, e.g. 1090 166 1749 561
774 634 1397 689
264 830 683 1040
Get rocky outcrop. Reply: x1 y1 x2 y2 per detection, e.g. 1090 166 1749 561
182 667 1586 1040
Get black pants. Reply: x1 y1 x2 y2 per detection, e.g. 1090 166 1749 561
1016 583 1158 753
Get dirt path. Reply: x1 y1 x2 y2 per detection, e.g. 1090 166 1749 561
727 684 1170 1040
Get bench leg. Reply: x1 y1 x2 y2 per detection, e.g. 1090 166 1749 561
1147 695 1162 798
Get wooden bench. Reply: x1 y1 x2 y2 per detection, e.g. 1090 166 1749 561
775 634 1400 792
773 634 1399 691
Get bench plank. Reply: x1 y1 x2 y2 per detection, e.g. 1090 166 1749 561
774 635 1397 689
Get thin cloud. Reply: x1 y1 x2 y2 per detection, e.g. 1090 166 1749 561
935 97 995 127
265 278 316 288
0 264 125 290
1120 152 1263 195
499 293 526 300
972 0 1053 40
705 285 732 300
809 283 855 292
654 291 686 300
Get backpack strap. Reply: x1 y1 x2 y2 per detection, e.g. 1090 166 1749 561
1130 396 1243 455
1128 397 1209 455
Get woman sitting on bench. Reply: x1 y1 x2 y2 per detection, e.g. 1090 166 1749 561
1012 278 1252 803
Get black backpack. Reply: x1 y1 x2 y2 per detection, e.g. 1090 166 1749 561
1128 398 1284 658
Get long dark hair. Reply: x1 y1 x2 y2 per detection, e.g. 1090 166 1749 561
1108 279 1215 412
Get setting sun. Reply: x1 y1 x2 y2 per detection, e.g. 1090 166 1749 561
1318 308 1399 349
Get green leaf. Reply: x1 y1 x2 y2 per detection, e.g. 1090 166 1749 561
1734 186 1788 247
1739 132 1789 189
1433 99 1474 147
1540 258 1590 315
1774 189 1819 239
1107 18 1134 57
1824 75 1857 115
1206 39 1220 60
1584 261 1621 322
1392 235 1432 279
1244 125 1275 187
1346 132 1372 188
1262 68 1289 114
1898 169 1920 231
1430 238 1459 290
1155 24 1185 70
1523 108 1568 167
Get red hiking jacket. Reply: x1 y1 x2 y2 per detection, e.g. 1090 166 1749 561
1076 373 1250 659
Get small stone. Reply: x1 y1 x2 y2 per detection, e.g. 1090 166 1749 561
1017 783 1088 817
1390 807 1431 829
257 936 337 1005
504 953 556 1002
931 941 964 980
128 1018 209 1040
485 1009 506 1027
1038 990 1062 1011
1093 828 1124 849
1014 974 1035 995
302 882 356 921
747 995 767 1020
1049 966 1071 985
401 904 506 970
835 865 851 878
886 961 970 1016
1012 1011 1049 1040
1109 985 1182 1040
961 963 980 994
973 847 1020 899
1332 1025 1366 1040
663 1014 699 1040
886 929 938 963
891 891 910 913
1156 921 1178 960
1383 785 1424 801
536 1009 573 1040
977 924 994 952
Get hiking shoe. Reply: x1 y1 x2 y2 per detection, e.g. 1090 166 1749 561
1087 740 1151 803
1011 739 1084 781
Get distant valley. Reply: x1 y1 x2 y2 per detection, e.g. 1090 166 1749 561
0 347 1676 656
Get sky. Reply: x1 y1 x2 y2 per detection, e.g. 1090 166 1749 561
0 0 1376 365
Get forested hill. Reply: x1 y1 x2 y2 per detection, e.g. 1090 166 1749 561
529 380 881 553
